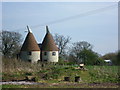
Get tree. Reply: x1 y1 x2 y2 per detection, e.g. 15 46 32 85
69 41 103 65
69 41 92 62
102 52 118 65
54 33 71 57
102 53 116 60
118 51 120 65
77 49 104 65
0 31 22 58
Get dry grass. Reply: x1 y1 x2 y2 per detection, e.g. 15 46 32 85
2 58 42 73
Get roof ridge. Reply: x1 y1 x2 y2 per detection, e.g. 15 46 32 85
41 26 59 51
20 27 40 51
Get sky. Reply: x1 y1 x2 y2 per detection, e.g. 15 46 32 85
2 1 118 55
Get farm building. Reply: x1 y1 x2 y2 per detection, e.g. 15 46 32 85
19 26 59 63
104 59 112 65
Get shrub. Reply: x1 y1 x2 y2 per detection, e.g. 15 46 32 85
88 66 118 83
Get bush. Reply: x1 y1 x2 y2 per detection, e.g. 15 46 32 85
94 58 106 65
88 66 118 83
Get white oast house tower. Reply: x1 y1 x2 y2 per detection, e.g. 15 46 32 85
19 25 59 63
41 26 59 62
20 26 40 63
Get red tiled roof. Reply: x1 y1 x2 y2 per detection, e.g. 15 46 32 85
41 26 59 51
21 32 40 51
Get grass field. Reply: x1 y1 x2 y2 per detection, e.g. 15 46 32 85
1 58 119 88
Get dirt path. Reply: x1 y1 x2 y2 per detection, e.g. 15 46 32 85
0 81 119 88
49 82 119 88
0 81 45 85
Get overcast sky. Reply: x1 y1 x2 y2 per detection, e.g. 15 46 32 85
2 2 118 55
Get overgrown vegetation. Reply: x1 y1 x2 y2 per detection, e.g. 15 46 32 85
2 57 119 86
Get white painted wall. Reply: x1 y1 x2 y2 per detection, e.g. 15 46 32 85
20 51 40 63
42 51 58 62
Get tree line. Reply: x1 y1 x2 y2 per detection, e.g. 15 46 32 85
0 30 119 65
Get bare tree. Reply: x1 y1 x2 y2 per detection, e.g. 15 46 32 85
54 33 71 57
0 31 22 58
71 41 92 56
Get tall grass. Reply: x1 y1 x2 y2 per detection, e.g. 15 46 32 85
2 57 43 81
86 66 119 83
2 57 42 73
2 57 119 83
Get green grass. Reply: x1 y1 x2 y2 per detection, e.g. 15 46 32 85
0 85 2 88
2 85 23 88
87 66 119 83
2 65 119 83
1 58 119 88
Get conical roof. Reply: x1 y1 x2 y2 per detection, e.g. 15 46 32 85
41 26 59 51
21 26 40 51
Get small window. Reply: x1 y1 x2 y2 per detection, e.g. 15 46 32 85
44 52 47 56
52 52 56 56
44 59 47 61
28 52 32 55
28 59 31 62
37 60 41 63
